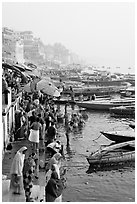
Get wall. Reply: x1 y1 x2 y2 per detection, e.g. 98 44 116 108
2 89 21 158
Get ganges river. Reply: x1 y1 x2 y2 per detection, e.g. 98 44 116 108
40 104 135 202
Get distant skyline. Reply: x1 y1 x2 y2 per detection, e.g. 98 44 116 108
2 2 135 73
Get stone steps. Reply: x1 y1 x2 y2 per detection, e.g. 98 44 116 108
2 180 45 202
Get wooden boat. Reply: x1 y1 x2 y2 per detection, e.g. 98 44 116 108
100 130 135 143
76 99 134 111
63 85 131 96
109 98 135 104
53 98 76 105
87 140 135 166
82 79 135 87
120 87 135 97
53 95 110 104
109 105 135 117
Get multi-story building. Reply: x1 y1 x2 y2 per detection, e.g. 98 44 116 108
19 31 46 65
2 27 24 63
15 39 24 63
2 27 16 62
2 27 84 68
20 31 35 62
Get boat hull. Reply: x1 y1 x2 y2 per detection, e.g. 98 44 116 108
53 95 110 104
54 99 76 104
76 101 134 111
110 106 135 117
87 140 135 170
87 151 135 166
100 131 135 143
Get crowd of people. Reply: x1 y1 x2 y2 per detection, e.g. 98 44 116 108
2 63 88 201
13 89 88 146
9 145 65 201
7 79 88 201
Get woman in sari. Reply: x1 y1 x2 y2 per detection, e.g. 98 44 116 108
45 153 62 191
10 146 27 194
45 152 66 188
46 153 62 176
23 153 36 202
45 171 64 202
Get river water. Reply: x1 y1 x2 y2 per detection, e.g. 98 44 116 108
41 104 135 202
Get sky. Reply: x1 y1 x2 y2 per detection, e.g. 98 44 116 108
2 1 135 73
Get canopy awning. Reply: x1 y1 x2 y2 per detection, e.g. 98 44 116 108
14 63 26 72
2 62 28 82
24 70 36 78
3 62 22 72
21 64 33 71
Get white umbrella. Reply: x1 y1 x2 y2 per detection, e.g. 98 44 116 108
37 79 60 97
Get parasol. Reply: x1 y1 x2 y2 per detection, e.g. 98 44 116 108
2 62 28 83
37 79 60 97
14 63 26 72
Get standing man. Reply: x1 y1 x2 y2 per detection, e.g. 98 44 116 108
46 121 56 145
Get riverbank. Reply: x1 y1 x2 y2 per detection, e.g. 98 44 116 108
57 107 135 202
2 104 135 202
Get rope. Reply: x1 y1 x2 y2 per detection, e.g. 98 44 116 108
92 133 102 142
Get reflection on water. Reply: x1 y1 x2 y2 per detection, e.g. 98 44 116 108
52 105 135 202
65 144 75 160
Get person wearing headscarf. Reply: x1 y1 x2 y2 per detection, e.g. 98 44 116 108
23 153 36 202
46 153 62 176
10 146 27 194
45 171 64 202
45 153 62 185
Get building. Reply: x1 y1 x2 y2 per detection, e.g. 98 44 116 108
19 31 45 65
15 40 24 63
2 27 16 62
2 27 24 63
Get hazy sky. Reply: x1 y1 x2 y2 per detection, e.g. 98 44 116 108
2 2 135 73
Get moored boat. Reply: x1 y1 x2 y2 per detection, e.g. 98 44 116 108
82 79 135 87
76 99 134 111
109 105 135 117
53 95 110 104
120 87 135 97
87 140 135 167
53 98 76 105
63 85 130 96
100 130 135 143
